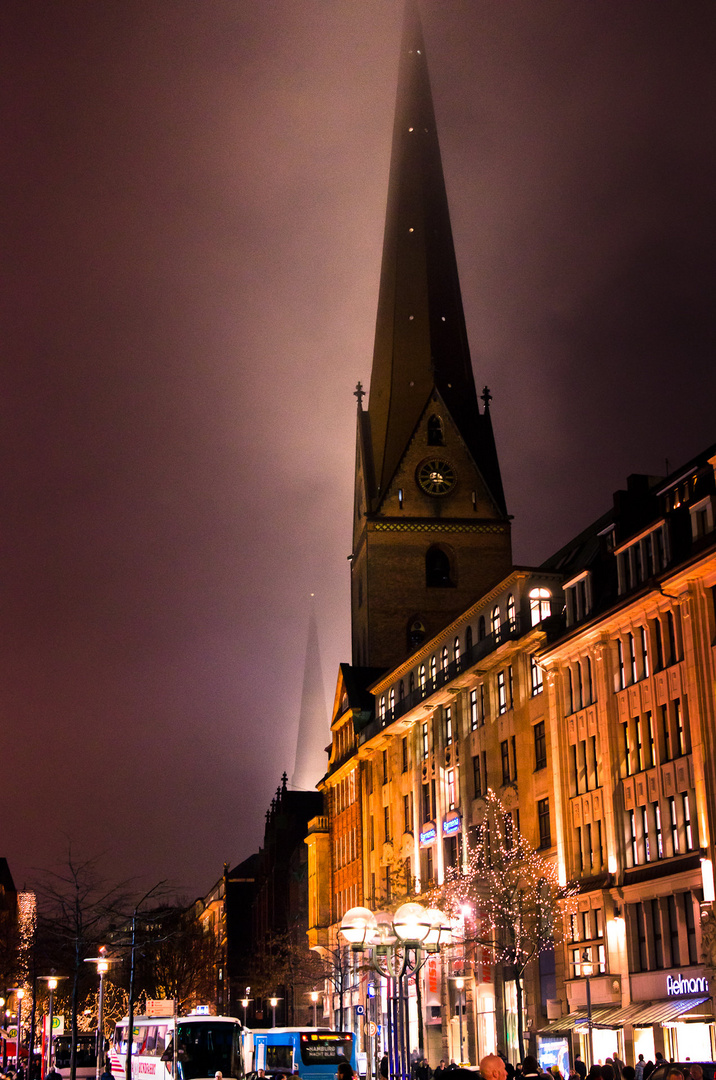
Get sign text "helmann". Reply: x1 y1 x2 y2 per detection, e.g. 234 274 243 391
666 974 709 996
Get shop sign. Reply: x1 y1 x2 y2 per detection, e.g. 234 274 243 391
443 811 461 835
666 973 709 996
420 822 437 845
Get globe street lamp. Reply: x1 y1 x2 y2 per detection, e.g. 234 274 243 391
240 997 252 1028
340 903 451 1080
85 948 117 1080
310 991 319 1027
269 997 281 1028
38 976 66 1075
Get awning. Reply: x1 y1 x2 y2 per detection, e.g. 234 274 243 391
630 997 712 1026
537 998 713 1035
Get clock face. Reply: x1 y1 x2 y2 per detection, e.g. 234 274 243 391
416 458 456 496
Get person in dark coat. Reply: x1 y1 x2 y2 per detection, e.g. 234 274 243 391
574 1057 587 1080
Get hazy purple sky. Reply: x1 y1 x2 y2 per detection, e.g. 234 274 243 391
2 1 715 897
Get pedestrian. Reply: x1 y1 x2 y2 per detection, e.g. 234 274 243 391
522 1058 539 1080
416 1060 432 1080
46 1068 62 1080
635 1057 645 1080
643 1064 654 1080
380 1055 389 1080
622 1068 635 1080
481 1057 507 1080
434 1061 447 1080
574 1057 587 1080
337 1062 354 1080
613 1054 624 1080
587 1067 602 1080
602 1065 614 1080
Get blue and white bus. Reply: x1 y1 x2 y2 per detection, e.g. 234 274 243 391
249 1029 356 1080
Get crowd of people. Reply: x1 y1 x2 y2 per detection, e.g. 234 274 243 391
392 1050 709 1080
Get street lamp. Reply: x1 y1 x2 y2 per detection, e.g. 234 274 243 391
15 989 25 1069
38 976 65 1075
454 979 465 1065
85 948 117 1080
310 991 319 1027
240 997 252 1027
581 949 594 1067
269 997 281 1028
340 903 451 1080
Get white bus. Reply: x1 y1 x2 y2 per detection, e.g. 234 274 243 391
110 1014 245 1080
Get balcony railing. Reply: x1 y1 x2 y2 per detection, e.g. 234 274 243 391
359 611 548 746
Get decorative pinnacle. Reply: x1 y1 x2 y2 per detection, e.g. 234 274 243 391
481 386 492 411
354 381 365 408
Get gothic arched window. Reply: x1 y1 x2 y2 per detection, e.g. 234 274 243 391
426 545 454 588
427 414 445 446
478 616 486 641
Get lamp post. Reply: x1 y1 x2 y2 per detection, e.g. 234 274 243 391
454 979 465 1065
310 991 319 1027
37 976 65 1077
269 997 280 1028
581 950 594 1068
15 989 25 1069
85 948 117 1080
240 998 252 1028
339 903 451 1080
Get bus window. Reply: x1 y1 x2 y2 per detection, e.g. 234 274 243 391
299 1034 354 1067
266 1046 293 1072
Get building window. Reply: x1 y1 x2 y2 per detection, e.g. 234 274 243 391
529 587 552 626
675 698 687 756
501 740 510 785
430 654 437 683
409 619 426 650
507 593 516 629
629 810 638 866
651 899 664 969
508 665 514 708
473 754 482 797
445 706 453 745
646 711 655 768
668 796 679 854
441 645 449 671
534 721 547 770
466 624 474 650
382 749 388 784
480 683 486 725
419 664 426 689
491 605 501 640
617 639 626 691
684 893 698 963
642 805 650 862
497 671 507 714
470 688 478 731
667 894 680 966
447 768 456 808
422 722 429 760
667 610 679 664
370 815 375 851
426 546 453 588
531 655 543 696
640 626 649 678
422 784 430 823
384 805 391 842
389 686 395 713
453 636 461 664
403 793 412 833
683 793 694 850
629 633 638 683
586 655 594 703
402 736 408 773
538 799 551 848
661 704 671 761
427 414 444 445
426 847 434 883
654 801 663 858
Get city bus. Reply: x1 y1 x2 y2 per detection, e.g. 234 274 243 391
110 1014 245 1080
55 1035 98 1080
248 1029 356 1080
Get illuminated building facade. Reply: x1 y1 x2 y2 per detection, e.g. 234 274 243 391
537 448 716 1064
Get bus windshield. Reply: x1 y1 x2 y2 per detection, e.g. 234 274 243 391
299 1034 353 1067
170 1020 241 1080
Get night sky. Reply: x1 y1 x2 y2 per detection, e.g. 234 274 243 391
2 1 715 898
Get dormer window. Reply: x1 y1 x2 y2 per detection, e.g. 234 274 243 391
690 496 715 540
427 414 445 446
615 524 668 594
529 588 552 626
564 572 592 627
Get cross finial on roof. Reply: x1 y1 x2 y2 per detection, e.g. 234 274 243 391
481 385 492 411
354 381 365 408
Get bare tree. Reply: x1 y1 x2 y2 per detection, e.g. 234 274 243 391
34 851 131 1080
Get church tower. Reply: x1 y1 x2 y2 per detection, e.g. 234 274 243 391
351 0 512 670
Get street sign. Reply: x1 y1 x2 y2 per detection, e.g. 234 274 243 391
366 1022 377 1038
146 999 175 1017
355 1005 364 1016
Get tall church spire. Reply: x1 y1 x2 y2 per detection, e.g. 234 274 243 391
351 0 512 670
366 0 505 513
292 599 329 791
